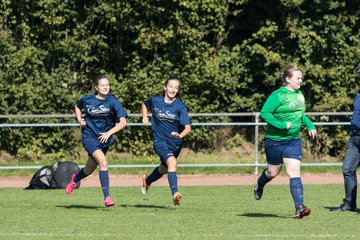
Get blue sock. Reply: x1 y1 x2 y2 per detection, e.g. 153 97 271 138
167 172 178 196
257 169 272 188
290 177 303 209
99 170 110 198
146 166 163 186
74 168 88 182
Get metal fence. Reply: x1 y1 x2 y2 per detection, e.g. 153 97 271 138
0 112 352 173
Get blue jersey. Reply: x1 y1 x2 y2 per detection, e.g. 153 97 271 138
144 96 191 150
351 89 360 132
77 93 127 144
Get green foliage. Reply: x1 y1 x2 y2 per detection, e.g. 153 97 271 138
0 0 359 161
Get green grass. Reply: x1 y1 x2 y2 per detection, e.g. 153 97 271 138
0 165 344 177
0 150 344 177
0 184 358 239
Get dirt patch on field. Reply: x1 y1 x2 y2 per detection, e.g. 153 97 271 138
0 173 347 188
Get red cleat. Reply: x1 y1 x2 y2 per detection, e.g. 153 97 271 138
295 205 311 219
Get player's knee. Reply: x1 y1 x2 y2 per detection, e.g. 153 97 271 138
265 169 277 179
166 157 177 171
159 165 168 175
285 169 300 178
99 161 108 170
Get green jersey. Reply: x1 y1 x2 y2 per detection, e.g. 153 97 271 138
260 86 315 141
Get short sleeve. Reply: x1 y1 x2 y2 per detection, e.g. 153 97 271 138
143 98 152 108
76 97 84 109
179 104 191 126
113 98 128 119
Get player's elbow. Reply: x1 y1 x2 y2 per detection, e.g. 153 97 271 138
119 117 127 128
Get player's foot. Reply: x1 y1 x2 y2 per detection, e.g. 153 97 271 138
141 174 150 195
331 202 356 212
295 205 311 219
173 192 182 205
104 196 115 207
65 173 77 194
253 185 263 200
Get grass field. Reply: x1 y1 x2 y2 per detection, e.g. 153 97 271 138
0 184 358 240
0 148 343 177
0 166 344 177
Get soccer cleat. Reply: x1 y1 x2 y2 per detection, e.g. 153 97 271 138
65 173 77 194
141 174 150 195
104 196 115 207
253 185 263 200
173 192 182 205
295 205 311 219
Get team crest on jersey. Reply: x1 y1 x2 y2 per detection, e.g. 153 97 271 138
288 94 305 110
297 94 305 103
155 109 176 120
86 105 110 114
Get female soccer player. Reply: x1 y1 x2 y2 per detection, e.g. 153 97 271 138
140 77 191 205
253 64 317 219
65 75 127 207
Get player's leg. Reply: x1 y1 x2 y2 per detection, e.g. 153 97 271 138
65 155 98 194
254 138 283 200
166 156 181 205
283 138 310 218
92 149 114 207
77 156 98 182
284 158 310 218
141 143 169 194
167 156 178 194
141 163 167 195
283 158 302 207
254 164 281 200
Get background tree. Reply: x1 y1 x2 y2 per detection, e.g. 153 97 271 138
0 0 359 160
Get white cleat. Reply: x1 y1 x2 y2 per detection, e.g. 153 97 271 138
141 174 149 195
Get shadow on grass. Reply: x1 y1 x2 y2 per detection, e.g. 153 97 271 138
324 206 360 213
237 213 290 218
56 205 104 210
120 204 174 210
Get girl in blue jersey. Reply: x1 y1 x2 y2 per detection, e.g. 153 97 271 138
141 77 192 205
65 75 127 207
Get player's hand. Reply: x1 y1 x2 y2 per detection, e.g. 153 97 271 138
142 117 150 125
98 132 111 143
308 129 317 140
78 118 86 127
286 122 292 130
171 132 181 139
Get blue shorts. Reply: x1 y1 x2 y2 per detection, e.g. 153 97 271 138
82 135 112 157
264 138 302 165
153 141 181 167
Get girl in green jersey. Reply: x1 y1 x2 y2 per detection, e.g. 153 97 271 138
254 64 317 219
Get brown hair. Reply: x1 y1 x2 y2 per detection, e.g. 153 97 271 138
280 64 303 84
162 77 182 99
94 75 109 86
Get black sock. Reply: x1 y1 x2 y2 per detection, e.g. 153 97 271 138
146 166 163 186
257 169 272 188
74 168 88 182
